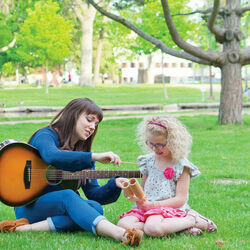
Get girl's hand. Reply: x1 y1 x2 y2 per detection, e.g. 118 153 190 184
115 177 129 188
92 152 121 166
136 200 154 211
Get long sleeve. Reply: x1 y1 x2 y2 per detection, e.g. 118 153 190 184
81 165 121 205
30 128 93 172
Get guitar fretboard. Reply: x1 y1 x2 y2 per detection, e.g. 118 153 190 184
47 169 142 180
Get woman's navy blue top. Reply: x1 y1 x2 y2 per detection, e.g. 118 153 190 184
29 127 121 205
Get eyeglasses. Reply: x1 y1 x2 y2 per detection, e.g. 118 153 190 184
146 140 167 150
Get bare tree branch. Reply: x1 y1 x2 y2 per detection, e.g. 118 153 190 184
171 7 226 17
240 47 250 66
172 7 213 16
0 36 16 53
160 0 224 65
87 0 212 65
236 5 250 15
207 0 225 43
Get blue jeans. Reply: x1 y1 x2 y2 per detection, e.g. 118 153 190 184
15 189 106 235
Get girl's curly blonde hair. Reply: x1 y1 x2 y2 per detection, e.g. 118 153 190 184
137 115 192 163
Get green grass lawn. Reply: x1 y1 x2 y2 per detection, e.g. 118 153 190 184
0 84 222 108
0 115 249 249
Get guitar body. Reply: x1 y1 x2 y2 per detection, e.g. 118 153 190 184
0 140 49 207
0 140 141 207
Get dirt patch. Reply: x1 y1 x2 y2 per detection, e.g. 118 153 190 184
213 179 248 185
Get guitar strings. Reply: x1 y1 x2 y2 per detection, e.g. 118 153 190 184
27 169 141 180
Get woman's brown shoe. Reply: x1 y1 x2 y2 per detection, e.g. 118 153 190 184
0 218 29 232
122 228 143 246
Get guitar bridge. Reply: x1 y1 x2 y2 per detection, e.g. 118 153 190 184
24 160 31 189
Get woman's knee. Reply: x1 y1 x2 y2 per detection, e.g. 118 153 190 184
57 189 77 200
58 189 81 208
88 200 103 215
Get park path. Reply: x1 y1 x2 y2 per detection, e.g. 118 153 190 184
0 110 250 125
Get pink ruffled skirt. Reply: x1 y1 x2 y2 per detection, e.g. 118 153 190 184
120 207 187 223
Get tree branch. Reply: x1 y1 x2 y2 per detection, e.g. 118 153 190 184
236 5 250 15
160 0 223 65
87 0 212 65
240 47 250 66
0 36 16 53
207 0 225 43
72 0 84 23
171 7 224 17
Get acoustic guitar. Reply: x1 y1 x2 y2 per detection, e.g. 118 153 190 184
0 140 141 207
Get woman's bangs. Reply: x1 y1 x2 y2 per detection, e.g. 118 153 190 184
85 104 103 122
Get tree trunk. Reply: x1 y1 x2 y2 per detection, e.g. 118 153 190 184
45 59 49 94
219 0 242 124
219 63 242 124
93 28 104 85
79 4 96 86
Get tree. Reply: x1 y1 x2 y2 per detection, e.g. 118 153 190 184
88 0 250 124
18 0 73 93
72 0 97 86
92 4 134 84
0 0 40 82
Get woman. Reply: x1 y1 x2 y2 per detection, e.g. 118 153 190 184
0 98 143 246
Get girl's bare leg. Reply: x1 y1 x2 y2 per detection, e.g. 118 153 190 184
144 215 196 237
117 216 144 230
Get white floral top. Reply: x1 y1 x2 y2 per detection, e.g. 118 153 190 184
138 153 201 211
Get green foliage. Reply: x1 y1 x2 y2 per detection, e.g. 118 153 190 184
111 0 199 55
138 0 195 52
0 20 12 48
17 0 73 67
1 61 15 76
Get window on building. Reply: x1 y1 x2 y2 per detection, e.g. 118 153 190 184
122 63 127 68
172 63 177 68
164 63 169 68
155 63 161 68
131 63 136 68
188 63 193 68
130 77 133 82
180 63 185 68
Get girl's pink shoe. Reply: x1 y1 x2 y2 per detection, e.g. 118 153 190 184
184 227 203 236
187 210 217 232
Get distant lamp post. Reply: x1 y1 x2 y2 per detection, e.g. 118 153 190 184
161 51 168 99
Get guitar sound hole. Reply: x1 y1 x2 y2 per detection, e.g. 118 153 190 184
46 167 62 185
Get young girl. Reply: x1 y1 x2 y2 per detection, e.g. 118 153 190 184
118 115 217 237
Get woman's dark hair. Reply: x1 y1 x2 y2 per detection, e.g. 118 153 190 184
29 98 103 152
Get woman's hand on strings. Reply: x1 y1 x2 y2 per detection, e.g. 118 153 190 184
92 152 121 166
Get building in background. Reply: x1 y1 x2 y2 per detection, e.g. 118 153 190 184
119 50 221 84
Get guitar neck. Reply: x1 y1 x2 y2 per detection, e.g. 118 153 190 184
60 170 142 180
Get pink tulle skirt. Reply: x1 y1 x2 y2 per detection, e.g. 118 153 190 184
120 207 187 223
